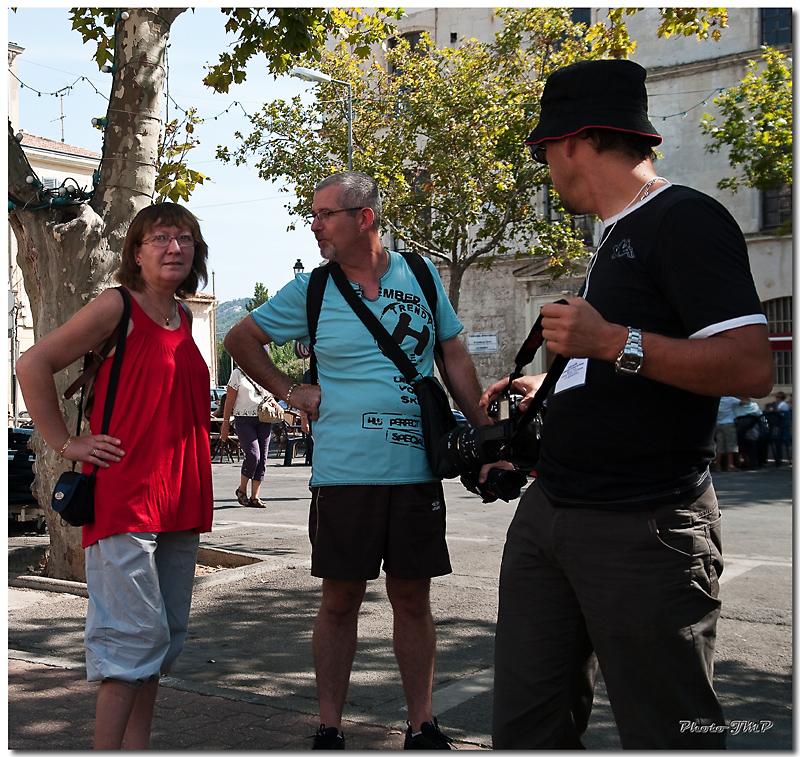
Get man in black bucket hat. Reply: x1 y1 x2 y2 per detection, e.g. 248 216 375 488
481 58 773 749
525 58 662 156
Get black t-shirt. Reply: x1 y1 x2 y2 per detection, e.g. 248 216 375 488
537 185 765 510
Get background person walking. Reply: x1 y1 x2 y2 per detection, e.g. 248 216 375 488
220 366 280 508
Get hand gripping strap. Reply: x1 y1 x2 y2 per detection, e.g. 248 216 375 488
508 299 569 433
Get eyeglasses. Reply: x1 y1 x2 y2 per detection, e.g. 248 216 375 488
141 234 195 249
305 207 364 223
528 143 548 165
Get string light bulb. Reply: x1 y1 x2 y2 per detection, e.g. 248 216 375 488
120 11 129 20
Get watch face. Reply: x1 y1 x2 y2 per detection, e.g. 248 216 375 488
618 354 641 372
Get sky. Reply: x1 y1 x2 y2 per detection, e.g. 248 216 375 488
7 7 329 303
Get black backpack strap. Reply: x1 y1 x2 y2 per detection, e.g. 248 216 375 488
399 251 439 338
304 253 445 386
69 286 130 477
99 287 131 436
178 299 193 327
398 250 455 391
306 265 332 384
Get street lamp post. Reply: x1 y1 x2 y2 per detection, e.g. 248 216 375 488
292 259 308 372
290 66 353 171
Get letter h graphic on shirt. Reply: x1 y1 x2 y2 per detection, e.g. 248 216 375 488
391 313 430 356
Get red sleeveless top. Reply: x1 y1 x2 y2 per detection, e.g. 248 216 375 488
81 294 213 548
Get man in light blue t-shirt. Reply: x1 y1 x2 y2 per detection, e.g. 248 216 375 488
225 171 491 750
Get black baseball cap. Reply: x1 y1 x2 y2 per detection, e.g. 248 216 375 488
525 59 662 164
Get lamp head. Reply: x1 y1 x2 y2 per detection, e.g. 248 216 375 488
290 66 332 84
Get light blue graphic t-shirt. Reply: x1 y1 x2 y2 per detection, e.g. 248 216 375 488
251 251 463 486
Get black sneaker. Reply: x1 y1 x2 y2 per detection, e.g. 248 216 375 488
404 718 453 750
312 724 345 750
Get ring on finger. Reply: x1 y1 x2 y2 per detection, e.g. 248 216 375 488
92 449 99 457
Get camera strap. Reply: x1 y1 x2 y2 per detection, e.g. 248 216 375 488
325 262 423 385
508 299 570 434
306 252 446 388
514 354 569 432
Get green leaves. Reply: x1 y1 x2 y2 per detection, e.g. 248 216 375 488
69 8 118 70
246 283 270 312
700 47 792 193
218 10 596 310
154 108 209 204
656 8 728 42
203 8 404 93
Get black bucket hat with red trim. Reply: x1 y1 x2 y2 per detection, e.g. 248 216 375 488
525 59 662 164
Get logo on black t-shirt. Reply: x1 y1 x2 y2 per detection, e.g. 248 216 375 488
611 239 635 260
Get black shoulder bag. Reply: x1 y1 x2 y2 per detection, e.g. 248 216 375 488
51 287 131 527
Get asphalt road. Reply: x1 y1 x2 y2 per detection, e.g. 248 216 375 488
8 454 793 749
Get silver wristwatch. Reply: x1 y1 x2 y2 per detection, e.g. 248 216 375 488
615 327 644 376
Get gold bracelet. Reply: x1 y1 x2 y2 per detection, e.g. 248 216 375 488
58 436 72 456
285 384 300 408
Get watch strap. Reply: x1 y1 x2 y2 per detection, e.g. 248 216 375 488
615 326 644 375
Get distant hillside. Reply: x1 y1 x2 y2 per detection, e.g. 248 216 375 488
215 298 250 340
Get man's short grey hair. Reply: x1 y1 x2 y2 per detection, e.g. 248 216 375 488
315 170 382 230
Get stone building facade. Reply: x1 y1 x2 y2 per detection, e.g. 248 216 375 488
380 8 792 400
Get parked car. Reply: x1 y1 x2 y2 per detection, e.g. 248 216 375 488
210 387 227 412
8 427 46 533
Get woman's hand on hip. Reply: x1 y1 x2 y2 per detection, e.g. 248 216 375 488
63 435 125 468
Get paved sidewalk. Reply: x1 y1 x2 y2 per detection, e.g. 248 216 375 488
8 454 495 751
8 458 792 750
8 656 411 750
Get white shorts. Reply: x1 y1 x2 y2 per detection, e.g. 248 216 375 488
714 422 739 454
84 530 199 687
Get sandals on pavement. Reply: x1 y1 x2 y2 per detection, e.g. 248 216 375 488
247 497 266 508
235 488 249 506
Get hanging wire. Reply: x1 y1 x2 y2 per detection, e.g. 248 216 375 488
8 69 109 101
650 87 726 121
10 50 736 215
12 62 733 134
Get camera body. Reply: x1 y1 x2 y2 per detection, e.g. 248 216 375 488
439 390 543 502
440 298 567 504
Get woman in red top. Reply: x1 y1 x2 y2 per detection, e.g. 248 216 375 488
17 203 213 749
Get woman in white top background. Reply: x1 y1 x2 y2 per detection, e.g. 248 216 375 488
220 366 280 507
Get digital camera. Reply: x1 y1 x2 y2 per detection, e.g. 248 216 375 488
439 391 542 503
